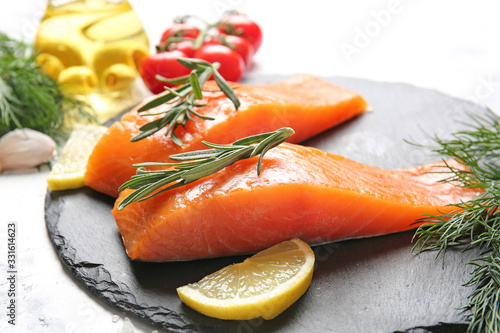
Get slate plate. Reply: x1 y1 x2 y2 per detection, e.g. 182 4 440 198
45 76 488 333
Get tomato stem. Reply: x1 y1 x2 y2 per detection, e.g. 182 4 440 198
192 24 216 51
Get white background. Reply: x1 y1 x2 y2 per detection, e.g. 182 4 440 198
1 0 500 332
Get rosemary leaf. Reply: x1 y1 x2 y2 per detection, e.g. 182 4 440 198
130 116 171 142
250 130 283 157
169 149 222 161
137 84 191 112
156 74 190 86
182 146 253 182
187 105 215 121
232 131 275 146
197 65 214 87
201 142 247 150
171 131 183 147
213 68 241 109
190 72 203 100
177 57 211 70
163 85 187 98
134 161 202 167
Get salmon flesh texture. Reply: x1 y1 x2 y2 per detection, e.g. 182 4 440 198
112 143 482 262
85 74 368 197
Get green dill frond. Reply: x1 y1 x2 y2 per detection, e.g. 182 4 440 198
412 110 500 331
463 247 500 333
0 32 96 140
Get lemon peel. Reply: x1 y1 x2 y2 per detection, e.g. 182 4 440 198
177 238 315 320
47 124 107 191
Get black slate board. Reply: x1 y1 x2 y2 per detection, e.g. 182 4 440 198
45 76 489 333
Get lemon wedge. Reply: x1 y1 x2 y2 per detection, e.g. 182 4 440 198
177 238 315 320
47 124 107 191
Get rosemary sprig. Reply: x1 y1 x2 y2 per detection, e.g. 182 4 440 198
131 57 240 145
412 111 500 332
118 127 294 210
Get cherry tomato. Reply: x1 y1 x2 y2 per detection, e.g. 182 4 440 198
203 35 254 66
217 14 262 52
140 50 190 94
160 23 200 45
193 44 245 82
168 39 196 57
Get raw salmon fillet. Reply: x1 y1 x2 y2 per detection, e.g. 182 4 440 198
112 143 482 262
85 75 368 197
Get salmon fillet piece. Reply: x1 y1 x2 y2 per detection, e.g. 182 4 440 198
85 75 368 197
112 143 482 262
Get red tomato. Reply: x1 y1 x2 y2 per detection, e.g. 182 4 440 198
139 50 190 94
169 39 196 57
193 44 245 82
203 35 254 66
217 14 262 52
160 23 200 45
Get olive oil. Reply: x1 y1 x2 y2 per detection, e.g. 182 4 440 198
35 0 150 122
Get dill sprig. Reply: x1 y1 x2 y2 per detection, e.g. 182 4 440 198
412 111 500 332
0 33 94 140
464 243 500 333
118 127 294 210
131 57 240 145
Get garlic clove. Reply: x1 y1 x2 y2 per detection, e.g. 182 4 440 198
0 128 57 171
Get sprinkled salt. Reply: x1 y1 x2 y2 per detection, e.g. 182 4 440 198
121 317 134 333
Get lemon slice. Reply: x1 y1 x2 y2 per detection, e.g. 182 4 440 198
177 238 315 320
47 124 107 191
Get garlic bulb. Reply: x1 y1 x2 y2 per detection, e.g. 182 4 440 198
0 129 56 171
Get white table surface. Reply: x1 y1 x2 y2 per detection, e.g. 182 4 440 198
1 0 500 332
